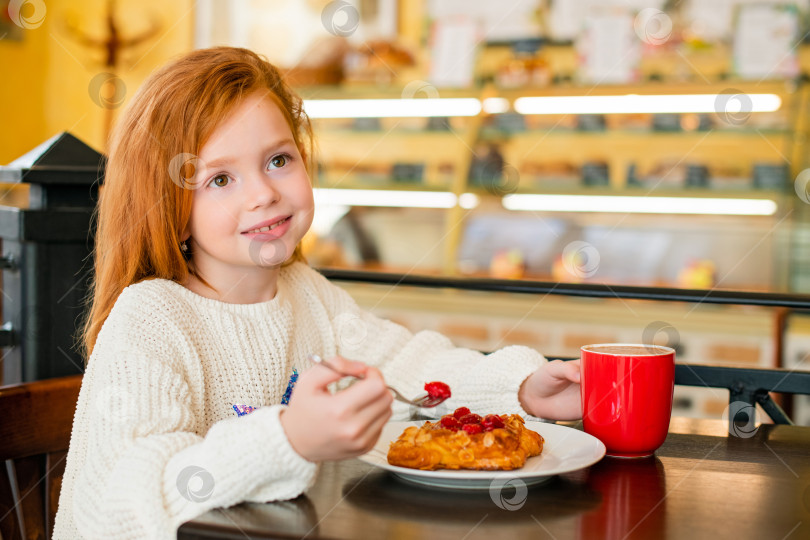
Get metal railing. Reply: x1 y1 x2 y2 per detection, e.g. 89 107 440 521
320 268 810 426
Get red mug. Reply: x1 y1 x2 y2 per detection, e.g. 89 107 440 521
580 343 675 458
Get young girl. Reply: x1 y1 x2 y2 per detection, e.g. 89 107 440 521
54 46 581 539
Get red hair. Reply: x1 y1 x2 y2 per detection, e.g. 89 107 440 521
82 47 313 359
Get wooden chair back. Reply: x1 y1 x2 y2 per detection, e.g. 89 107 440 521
0 375 82 540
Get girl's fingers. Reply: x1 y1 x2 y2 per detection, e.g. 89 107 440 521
298 355 370 393
566 360 582 382
336 368 392 412
357 405 393 453
546 359 581 383
349 394 393 444
327 355 370 378
297 363 347 392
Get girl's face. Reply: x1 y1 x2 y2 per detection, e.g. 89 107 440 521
185 91 314 281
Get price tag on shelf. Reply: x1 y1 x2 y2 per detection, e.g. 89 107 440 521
391 163 425 184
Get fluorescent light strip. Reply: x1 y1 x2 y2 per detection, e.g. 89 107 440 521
514 94 782 115
483 97 510 114
304 98 482 118
458 193 480 209
314 188 480 209
502 194 777 216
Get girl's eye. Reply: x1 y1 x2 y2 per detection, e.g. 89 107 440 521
210 175 231 188
268 154 289 169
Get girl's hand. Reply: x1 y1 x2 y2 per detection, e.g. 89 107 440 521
280 355 393 462
518 360 582 421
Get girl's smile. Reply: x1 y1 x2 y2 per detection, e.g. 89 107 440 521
242 215 292 239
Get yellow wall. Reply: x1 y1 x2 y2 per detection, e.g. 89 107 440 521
0 0 195 163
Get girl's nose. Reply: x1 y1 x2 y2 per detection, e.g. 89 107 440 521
246 173 280 208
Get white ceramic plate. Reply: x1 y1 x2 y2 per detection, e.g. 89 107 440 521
359 421 606 490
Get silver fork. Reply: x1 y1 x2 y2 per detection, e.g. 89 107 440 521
308 354 449 408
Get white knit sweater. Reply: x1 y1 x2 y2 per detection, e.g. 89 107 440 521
53 262 546 539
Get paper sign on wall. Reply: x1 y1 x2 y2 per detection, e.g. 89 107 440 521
577 7 641 84
733 4 800 79
429 17 480 88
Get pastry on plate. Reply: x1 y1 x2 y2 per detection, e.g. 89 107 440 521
387 407 543 471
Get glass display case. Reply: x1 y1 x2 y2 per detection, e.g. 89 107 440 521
302 80 810 294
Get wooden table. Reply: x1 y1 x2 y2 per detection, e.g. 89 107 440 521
178 418 810 540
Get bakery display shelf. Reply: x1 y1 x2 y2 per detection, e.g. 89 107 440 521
314 180 454 191
465 186 788 199
479 128 794 137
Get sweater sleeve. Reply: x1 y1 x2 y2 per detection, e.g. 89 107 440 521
69 293 316 539
304 267 547 420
